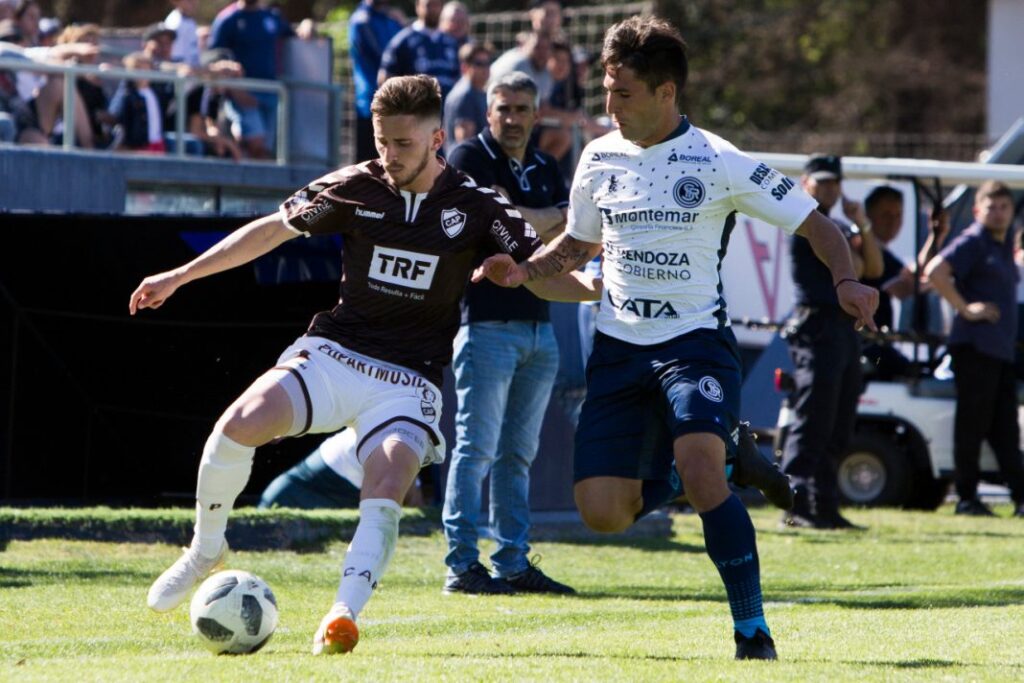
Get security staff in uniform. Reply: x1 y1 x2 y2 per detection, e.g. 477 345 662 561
781 154 881 529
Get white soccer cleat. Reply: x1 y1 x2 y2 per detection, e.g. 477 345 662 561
312 602 359 655
146 541 228 612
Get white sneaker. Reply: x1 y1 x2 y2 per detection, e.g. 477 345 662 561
146 541 228 612
312 602 359 655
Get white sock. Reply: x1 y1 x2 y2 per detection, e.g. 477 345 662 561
335 498 402 618
194 429 254 557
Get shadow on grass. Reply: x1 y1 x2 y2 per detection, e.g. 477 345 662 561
0 565 151 589
552 536 704 553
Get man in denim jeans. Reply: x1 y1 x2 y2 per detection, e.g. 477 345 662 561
442 71 575 594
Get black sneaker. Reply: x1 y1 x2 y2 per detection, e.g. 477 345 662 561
733 422 795 510
443 562 515 595
1014 504 1024 519
819 511 867 531
503 560 576 595
734 629 777 660
955 499 996 517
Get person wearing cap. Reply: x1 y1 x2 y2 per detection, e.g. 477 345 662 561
780 153 882 530
165 0 201 67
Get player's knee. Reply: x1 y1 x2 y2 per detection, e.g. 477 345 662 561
217 401 277 447
578 506 632 533
574 489 634 533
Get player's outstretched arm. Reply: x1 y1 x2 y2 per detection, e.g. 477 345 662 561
129 214 297 315
472 232 602 287
795 211 879 331
524 271 602 303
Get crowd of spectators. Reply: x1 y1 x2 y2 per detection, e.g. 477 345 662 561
353 0 606 164
0 0 313 160
3 0 605 165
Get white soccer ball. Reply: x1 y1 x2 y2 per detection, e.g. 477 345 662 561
189 570 279 655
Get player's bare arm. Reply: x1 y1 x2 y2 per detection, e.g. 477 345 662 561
472 232 601 287
795 211 879 330
129 214 297 315
524 270 602 302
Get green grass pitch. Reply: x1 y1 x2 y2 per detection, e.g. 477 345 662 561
2 505 1023 682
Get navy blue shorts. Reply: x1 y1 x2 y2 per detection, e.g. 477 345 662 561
573 327 742 483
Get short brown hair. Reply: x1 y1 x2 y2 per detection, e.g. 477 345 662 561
601 16 687 100
371 75 442 122
975 180 1013 205
458 40 493 65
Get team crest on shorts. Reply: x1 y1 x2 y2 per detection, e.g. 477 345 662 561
673 176 705 208
441 208 467 238
698 376 724 403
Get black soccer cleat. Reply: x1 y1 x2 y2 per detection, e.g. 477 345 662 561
955 498 996 517
443 562 516 595
503 561 576 595
734 628 778 660
732 422 795 510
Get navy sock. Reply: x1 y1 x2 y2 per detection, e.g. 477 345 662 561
699 494 769 638
636 468 684 521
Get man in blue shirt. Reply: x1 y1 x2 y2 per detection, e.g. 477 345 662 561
442 41 490 153
349 0 402 162
926 180 1024 517
442 71 575 595
379 0 459 99
211 0 293 158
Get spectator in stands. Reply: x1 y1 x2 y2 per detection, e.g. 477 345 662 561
0 0 14 22
379 0 460 99
0 20 97 147
535 39 582 164
36 16 58 47
442 41 490 152
529 0 563 38
926 180 1024 518
187 49 243 161
442 71 575 596
489 30 552 104
439 1 470 47
13 0 39 47
211 0 295 158
109 52 167 154
57 23 114 149
349 0 403 163
166 0 201 67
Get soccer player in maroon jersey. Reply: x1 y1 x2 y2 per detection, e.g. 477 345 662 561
130 75 599 655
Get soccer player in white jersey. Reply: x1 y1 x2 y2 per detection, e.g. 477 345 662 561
475 17 878 660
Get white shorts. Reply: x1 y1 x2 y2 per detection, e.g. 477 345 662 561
271 336 447 467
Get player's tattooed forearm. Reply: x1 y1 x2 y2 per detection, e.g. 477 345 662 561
524 236 592 281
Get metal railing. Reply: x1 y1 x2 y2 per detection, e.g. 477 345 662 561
0 57 343 166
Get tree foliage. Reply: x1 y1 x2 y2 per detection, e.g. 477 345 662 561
657 0 985 135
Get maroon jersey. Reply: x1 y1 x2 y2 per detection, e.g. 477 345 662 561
280 159 542 386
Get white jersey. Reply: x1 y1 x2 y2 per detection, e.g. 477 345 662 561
567 118 817 345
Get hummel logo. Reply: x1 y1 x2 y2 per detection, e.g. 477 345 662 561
356 207 385 219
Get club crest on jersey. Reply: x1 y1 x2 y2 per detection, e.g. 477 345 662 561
441 208 467 238
698 376 724 403
673 176 705 208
